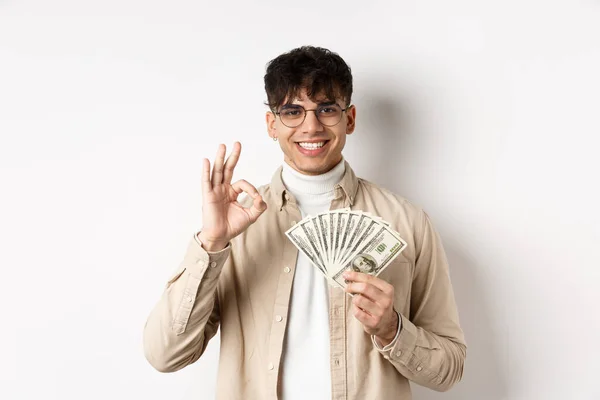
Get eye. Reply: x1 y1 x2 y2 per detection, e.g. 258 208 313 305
281 108 303 117
318 106 337 114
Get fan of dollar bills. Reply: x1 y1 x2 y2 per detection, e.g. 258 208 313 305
285 209 408 289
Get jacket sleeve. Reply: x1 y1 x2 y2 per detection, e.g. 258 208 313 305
143 234 230 373
373 211 467 392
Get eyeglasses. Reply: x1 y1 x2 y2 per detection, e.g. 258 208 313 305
274 103 351 128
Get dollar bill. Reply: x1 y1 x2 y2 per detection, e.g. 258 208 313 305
328 212 335 266
333 211 347 264
299 219 328 272
331 223 407 288
286 209 407 290
337 212 370 266
285 222 327 275
309 215 326 270
336 211 359 265
316 213 331 269
332 211 346 265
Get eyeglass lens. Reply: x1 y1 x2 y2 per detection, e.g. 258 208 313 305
279 104 343 128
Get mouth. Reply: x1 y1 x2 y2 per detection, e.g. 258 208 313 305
295 140 330 156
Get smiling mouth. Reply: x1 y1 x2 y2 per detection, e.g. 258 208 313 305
296 140 329 150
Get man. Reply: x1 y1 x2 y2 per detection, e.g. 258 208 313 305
143 46 466 399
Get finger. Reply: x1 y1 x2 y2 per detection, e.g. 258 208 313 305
353 305 377 329
343 271 393 295
231 179 260 199
352 293 383 318
211 144 226 187
231 179 267 222
345 281 383 303
202 158 212 196
347 280 394 312
247 194 268 222
222 141 241 185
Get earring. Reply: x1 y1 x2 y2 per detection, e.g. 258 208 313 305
273 137 278 141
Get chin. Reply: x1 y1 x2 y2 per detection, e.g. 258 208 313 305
292 159 335 176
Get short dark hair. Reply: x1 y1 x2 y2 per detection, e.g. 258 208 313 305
264 46 353 111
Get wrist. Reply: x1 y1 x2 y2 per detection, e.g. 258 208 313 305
376 311 399 346
197 231 228 252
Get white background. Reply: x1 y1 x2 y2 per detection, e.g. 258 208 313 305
1 1 599 399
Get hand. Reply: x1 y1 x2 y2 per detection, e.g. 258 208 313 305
198 142 267 251
343 271 398 346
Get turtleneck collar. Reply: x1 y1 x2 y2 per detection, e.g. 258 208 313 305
281 159 346 198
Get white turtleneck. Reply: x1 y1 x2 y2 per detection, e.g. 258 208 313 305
280 159 346 400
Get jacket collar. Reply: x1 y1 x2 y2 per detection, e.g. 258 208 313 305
271 160 359 210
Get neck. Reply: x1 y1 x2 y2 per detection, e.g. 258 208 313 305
281 160 345 208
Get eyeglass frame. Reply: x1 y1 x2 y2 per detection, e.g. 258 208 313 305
273 102 352 128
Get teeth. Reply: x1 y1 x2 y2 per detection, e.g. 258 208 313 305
298 141 325 149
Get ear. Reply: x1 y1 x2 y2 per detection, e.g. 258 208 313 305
266 111 277 139
345 105 356 135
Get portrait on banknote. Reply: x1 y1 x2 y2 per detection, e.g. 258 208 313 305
350 254 377 274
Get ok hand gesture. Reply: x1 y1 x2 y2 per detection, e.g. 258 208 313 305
198 142 267 251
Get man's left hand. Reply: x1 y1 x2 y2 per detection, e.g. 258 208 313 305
343 271 399 347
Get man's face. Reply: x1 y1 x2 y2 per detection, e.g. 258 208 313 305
266 88 356 176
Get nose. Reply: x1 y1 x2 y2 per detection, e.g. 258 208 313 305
301 109 324 133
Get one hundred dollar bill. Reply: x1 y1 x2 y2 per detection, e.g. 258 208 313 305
285 222 327 275
286 209 406 290
331 223 407 288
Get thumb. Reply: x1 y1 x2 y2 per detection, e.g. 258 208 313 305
247 194 267 223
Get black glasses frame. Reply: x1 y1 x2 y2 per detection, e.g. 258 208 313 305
274 103 352 128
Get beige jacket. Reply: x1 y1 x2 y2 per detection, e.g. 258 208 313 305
143 161 466 399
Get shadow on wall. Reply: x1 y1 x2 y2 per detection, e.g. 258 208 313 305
347 90 418 193
357 92 508 400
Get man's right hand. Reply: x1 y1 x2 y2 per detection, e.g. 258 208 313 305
198 142 267 252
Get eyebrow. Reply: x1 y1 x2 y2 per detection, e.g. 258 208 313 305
281 100 337 109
